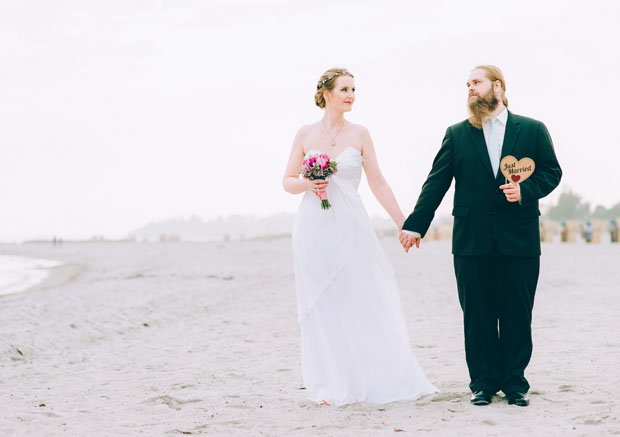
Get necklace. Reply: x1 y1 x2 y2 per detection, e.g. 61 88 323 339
322 119 345 147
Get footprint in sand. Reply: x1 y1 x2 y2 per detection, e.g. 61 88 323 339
226 404 251 409
145 395 202 411
40 412 63 418
430 392 469 402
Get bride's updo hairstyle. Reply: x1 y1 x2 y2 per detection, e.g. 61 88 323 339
314 68 354 108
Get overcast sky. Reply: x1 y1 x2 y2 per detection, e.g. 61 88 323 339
1 0 619 242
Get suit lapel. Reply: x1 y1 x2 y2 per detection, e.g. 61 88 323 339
467 122 495 179
496 111 521 181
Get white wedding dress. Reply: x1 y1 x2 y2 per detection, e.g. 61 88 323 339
292 147 438 406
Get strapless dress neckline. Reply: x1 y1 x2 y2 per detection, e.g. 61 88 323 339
305 147 361 161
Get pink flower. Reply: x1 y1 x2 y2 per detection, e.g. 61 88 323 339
316 155 327 169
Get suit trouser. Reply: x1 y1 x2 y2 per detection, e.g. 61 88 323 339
453 245 539 394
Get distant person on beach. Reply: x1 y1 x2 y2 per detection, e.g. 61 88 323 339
282 68 437 406
561 220 568 242
585 220 593 243
400 65 562 407
610 219 619 243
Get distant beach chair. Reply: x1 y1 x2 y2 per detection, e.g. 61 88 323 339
540 220 555 243
564 220 578 243
590 220 605 243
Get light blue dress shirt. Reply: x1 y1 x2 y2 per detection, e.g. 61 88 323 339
482 107 507 177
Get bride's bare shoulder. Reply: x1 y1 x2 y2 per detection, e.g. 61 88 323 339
296 122 321 137
301 121 322 131
346 122 369 134
346 122 371 140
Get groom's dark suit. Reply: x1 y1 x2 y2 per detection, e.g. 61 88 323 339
403 111 562 394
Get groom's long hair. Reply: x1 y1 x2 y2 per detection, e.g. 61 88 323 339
468 65 509 129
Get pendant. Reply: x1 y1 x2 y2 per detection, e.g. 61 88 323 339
330 141 336 147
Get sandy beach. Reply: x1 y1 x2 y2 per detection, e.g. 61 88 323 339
1 238 619 436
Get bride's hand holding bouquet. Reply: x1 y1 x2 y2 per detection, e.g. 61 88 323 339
299 153 338 210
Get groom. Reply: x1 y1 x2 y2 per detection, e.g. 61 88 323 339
400 65 562 407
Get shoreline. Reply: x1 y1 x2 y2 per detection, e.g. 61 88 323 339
17 261 86 297
0 255 61 297
0 249 86 299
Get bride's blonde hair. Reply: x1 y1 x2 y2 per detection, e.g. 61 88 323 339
314 68 354 109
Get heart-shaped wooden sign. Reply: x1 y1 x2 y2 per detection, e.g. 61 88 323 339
500 155 535 184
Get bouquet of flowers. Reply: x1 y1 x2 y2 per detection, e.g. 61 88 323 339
298 153 338 210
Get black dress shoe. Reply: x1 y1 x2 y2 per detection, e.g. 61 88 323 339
506 392 529 407
470 391 493 405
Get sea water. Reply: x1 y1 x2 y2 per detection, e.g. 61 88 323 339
0 255 63 296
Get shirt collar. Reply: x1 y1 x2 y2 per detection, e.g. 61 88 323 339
485 107 508 125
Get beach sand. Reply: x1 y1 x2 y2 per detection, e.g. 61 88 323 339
0 239 618 436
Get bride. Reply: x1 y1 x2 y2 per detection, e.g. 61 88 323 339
282 67 437 406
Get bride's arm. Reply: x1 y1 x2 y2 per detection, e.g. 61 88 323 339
282 126 326 196
283 128 311 194
361 127 406 229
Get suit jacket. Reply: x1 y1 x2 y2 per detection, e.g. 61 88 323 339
402 111 562 257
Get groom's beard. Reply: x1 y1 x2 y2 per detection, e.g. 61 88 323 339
467 88 499 129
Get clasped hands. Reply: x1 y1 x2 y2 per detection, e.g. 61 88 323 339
398 231 420 253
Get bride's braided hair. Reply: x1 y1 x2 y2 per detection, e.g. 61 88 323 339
314 68 354 109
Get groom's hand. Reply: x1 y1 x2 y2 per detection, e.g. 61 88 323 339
500 182 521 203
399 231 421 253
